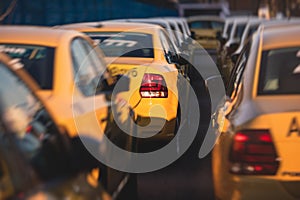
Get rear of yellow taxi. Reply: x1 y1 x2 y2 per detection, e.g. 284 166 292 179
213 25 300 200
59 22 180 139
0 26 110 138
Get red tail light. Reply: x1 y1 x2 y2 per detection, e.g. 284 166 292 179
139 73 168 98
229 130 279 175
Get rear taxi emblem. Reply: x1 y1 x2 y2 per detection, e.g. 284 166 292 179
287 117 300 137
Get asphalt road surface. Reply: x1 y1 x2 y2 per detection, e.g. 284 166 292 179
136 66 215 200
137 134 215 200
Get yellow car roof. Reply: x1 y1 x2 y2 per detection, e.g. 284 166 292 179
261 24 300 49
0 25 87 47
57 21 162 34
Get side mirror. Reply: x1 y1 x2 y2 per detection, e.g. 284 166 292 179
166 51 189 66
165 51 178 64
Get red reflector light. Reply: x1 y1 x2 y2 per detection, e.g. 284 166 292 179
140 73 168 98
229 130 279 175
234 133 249 142
259 134 273 143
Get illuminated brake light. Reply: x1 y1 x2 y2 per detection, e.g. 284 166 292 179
140 74 168 98
229 130 279 175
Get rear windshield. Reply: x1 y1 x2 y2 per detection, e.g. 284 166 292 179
86 32 154 58
0 44 54 89
189 21 224 30
258 47 300 95
226 23 233 38
234 24 246 40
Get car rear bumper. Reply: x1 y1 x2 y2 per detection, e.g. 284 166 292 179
135 116 176 141
217 177 300 200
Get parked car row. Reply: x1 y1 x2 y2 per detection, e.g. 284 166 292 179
0 16 200 199
0 24 142 199
2 12 299 200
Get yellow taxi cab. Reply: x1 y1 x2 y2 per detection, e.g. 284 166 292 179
0 26 134 198
212 23 300 200
58 22 188 141
0 52 111 200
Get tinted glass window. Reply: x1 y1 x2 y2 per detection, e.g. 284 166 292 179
258 47 300 95
86 32 154 58
211 21 224 30
177 23 184 33
234 24 246 40
0 44 54 89
71 38 104 96
0 61 69 182
189 21 211 29
160 31 176 55
226 23 233 38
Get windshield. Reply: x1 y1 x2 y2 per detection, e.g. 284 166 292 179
86 32 154 58
258 47 300 95
0 44 55 89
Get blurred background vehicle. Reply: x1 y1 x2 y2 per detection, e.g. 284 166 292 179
0 26 136 199
187 15 225 62
0 52 111 200
218 16 250 84
104 17 191 52
213 22 300 200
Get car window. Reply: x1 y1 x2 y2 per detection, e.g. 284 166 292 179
234 24 247 40
227 42 251 98
177 23 184 34
159 30 177 55
189 21 211 29
71 38 103 96
0 44 54 89
258 47 300 95
0 61 70 183
80 38 106 75
86 32 154 58
211 21 224 30
226 23 233 38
